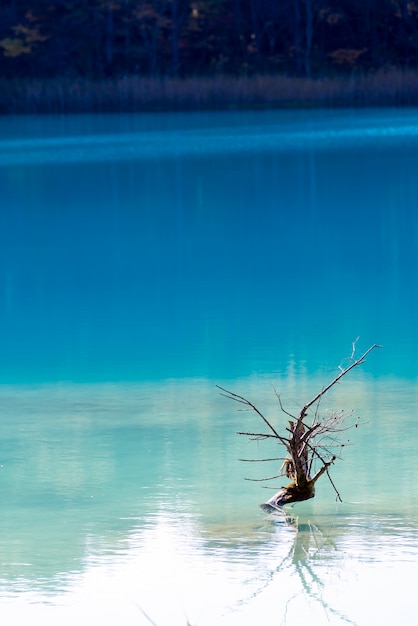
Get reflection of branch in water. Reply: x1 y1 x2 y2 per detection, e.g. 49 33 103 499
135 604 159 626
135 603 195 626
284 510 354 624
246 509 356 626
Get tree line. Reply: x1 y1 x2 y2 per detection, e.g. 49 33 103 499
1 1 418 80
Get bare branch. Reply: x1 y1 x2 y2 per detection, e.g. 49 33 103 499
217 385 283 440
239 457 287 462
244 475 282 482
272 385 297 419
219 342 380 507
237 431 283 440
310 456 336 484
338 336 360 372
325 467 343 502
299 344 381 417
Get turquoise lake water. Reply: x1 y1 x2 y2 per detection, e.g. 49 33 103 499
0 109 418 625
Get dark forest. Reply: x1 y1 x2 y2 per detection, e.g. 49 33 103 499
1 0 418 79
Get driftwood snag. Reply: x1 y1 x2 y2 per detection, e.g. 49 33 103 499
218 342 381 509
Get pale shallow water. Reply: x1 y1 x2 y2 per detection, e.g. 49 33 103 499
0 376 417 625
1 109 418 625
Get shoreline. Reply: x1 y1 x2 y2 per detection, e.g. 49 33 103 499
2 69 418 115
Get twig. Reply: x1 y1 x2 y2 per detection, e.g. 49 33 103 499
272 384 297 419
300 344 381 417
237 431 280 439
217 385 284 440
135 605 159 626
239 457 287 462
244 475 283 481
326 467 343 502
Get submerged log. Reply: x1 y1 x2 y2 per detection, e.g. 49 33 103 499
219 341 381 508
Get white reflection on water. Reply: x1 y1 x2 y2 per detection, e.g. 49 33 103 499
0 374 418 625
1 510 417 626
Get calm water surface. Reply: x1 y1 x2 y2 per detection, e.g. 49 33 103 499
0 109 418 625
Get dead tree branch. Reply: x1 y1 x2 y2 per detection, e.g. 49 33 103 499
219 343 381 508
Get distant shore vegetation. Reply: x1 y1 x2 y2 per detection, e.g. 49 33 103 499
2 69 418 114
1 1 418 113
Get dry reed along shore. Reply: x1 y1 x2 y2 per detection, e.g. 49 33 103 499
1 69 418 114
